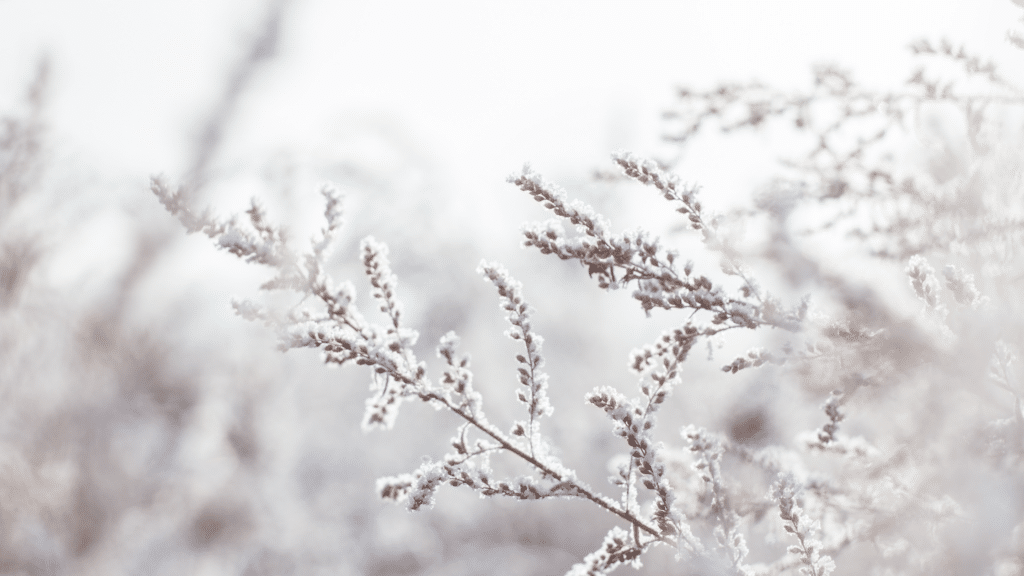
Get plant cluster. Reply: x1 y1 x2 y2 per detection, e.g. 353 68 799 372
154 12 1024 576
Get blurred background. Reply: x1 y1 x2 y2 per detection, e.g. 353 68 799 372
0 1 1022 575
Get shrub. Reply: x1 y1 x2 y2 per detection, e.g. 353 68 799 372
154 15 1024 576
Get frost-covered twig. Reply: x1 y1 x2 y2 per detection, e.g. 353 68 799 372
685 426 750 572
153 175 693 573
515 157 807 332
478 261 553 457
771 475 836 576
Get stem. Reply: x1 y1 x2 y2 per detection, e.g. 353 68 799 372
792 530 821 576
521 334 541 458
419 388 665 539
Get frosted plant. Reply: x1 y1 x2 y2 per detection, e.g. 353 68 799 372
153 9 1024 575
0 59 47 310
769 474 835 576
654 13 1024 574
154 146 822 573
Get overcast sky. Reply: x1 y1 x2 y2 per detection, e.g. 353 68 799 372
1 0 1021 247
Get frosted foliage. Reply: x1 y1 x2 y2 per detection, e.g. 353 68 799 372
140 13 1024 576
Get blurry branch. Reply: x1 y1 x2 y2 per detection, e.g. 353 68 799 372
0 57 48 308
0 6 301 572
1008 0 1024 50
184 0 289 199
663 39 1024 263
0 56 201 573
0 57 47 221
665 38 1021 152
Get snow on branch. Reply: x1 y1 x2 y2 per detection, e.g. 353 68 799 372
478 261 553 455
148 35 1024 574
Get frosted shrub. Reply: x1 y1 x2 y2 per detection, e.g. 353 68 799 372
155 25 1024 576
